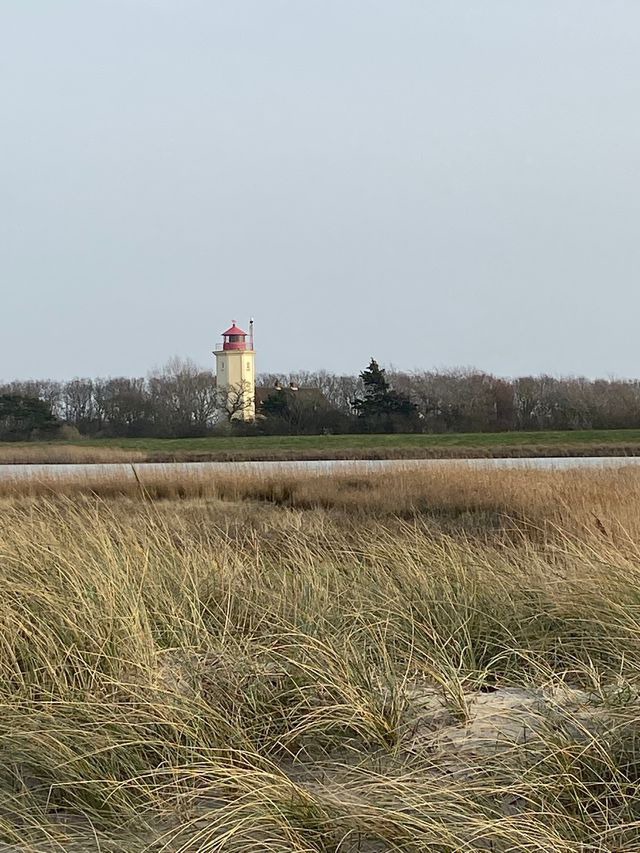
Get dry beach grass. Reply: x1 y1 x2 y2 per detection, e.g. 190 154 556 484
0 466 640 849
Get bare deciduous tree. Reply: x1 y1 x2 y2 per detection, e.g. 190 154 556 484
217 380 254 422
6 364 640 436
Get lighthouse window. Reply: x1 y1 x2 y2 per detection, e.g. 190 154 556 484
246 362 251 371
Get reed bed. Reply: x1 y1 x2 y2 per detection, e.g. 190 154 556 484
4 441 640 465
0 468 639 849
3 463 640 540
0 443 147 465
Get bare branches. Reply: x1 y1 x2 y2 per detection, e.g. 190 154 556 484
218 381 254 422
4 365 640 435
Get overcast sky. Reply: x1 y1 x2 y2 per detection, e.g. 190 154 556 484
2 1 640 380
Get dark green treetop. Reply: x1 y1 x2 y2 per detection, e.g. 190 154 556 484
352 358 420 431
0 394 59 440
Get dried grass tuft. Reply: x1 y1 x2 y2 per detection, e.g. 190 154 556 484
0 468 639 848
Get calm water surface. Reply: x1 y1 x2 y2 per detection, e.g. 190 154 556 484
1 457 640 481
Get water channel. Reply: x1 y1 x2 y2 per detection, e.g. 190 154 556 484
2 457 640 482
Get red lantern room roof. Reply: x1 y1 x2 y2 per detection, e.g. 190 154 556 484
221 322 247 337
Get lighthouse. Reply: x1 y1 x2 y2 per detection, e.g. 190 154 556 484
214 320 256 421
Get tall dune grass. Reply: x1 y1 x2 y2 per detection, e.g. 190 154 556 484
0 471 639 848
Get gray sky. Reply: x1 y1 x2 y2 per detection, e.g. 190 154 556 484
2 1 640 380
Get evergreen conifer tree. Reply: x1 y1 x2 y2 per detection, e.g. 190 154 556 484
0 394 59 440
352 359 419 432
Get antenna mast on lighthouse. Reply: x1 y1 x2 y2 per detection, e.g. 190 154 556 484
249 318 254 350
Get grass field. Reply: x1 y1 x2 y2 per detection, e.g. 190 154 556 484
5 427 640 464
1 465 640 849
72 427 640 449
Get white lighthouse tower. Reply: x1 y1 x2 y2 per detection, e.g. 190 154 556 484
214 320 256 421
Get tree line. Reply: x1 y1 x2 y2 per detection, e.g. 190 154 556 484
3 356 640 439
